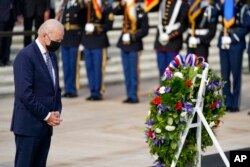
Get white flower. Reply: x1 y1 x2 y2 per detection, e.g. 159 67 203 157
174 72 183 79
167 117 173 125
161 75 166 81
180 112 187 117
152 154 159 160
148 110 151 116
209 121 216 127
159 86 166 94
165 125 176 131
155 128 161 133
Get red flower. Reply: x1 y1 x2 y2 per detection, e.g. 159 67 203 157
176 102 182 110
153 97 162 105
211 101 217 109
186 80 193 87
185 80 193 87
148 129 154 138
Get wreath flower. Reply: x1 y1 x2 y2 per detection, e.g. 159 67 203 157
145 54 226 167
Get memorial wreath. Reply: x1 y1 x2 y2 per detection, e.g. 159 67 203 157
145 54 226 167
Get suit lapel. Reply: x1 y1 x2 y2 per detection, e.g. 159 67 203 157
33 42 55 91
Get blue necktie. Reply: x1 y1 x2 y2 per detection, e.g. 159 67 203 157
45 53 54 86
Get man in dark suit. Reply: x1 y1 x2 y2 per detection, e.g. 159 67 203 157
0 0 22 66
21 0 50 46
11 19 64 167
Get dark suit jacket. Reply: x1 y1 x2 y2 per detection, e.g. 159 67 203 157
0 0 21 22
11 41 62 137
20 0 50 18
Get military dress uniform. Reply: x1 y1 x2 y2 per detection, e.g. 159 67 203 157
154 0 189 78
242 1 250 73
60 0 86 97
81 0 113 101
113 2 149 103
216 0 249 112
243 1 250 115
186 0 217 62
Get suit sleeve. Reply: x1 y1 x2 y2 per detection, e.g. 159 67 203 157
100 5 113 32
134 11 149 41
14 53 50 120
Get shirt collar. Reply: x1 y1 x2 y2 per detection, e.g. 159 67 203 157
35 39 47 55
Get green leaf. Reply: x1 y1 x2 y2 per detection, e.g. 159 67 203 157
171 141 177 150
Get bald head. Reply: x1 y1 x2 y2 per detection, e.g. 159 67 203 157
38 19 64 36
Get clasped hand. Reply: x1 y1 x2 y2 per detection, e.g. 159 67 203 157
46 111 62 126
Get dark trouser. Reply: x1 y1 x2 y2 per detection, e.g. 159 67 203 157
121 51 139 101
187 44 209 63
61 46 78 95
248 43 250 73
84 48 106 97
156 50 178 78
14 134 51 167
23 15 44 46
219 44 244 110
0 10 15 65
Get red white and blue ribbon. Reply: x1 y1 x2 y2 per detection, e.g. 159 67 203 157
162 53 202 80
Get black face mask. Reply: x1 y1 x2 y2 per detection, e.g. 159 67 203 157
46 40 61 52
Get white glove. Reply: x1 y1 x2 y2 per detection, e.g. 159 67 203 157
222 36 231 45
85 23 94 33
221 36 231 49
188 36 200 48
122 33 130 43
79 44 84 52
159 33 169 45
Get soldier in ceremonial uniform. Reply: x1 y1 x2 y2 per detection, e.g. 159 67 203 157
113 0 149 104
81 0 113 101
241 0 250 115
215 0 249 112
186 0 217 62
243 0 250 73
57 0 86 98
151 0 189 78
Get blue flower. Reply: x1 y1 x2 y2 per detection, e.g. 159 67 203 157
154 161 166 167
145 119 154 127
183 102 193 113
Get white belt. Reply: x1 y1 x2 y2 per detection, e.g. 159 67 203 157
188 28 209 35
159 22 181 34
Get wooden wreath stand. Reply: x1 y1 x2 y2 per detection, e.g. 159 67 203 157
170 63 230 167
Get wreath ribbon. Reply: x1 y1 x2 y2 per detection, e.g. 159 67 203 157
162 53 205 80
